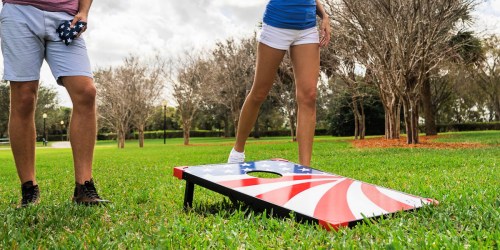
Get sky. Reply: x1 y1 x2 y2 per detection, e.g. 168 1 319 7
0 0 499 107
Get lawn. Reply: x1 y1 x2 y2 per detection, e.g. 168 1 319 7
0 132 499 248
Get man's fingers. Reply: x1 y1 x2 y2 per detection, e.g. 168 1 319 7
70 16 80 27
76 26 87 38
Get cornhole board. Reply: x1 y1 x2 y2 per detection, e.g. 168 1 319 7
173 159 438 230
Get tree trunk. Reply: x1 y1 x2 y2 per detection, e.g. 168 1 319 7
396 100 402 137
383 103 400 139
223 115 231 137
403 96 420 144
402 97 412 144
183 121 191 145
360 98 366 139
494 96 500 121
378 87 400 139
232 106 241 137
421 76 437 135
289 115 296 142
118 127 125 148
253 115 260 139
352 95 360 140
412 100 420 143
138 124 144 148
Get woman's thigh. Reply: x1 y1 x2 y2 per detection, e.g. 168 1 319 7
250 43 286 96
289 44 320 98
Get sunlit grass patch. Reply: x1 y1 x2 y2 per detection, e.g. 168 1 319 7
0 131 498 248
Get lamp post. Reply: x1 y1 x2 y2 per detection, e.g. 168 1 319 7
60 120 65 141
162 101 167 144
42 113 47 146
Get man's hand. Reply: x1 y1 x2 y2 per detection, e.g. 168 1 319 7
319 17 331 47
71 12 88 38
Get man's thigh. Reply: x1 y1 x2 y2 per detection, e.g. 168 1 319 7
45 39 93 85
44 10 93 85
0 4 45 82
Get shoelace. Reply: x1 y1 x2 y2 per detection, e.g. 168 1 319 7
83 182 101 199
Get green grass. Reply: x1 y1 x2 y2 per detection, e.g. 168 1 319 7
433 130 500 145
0 131 499 248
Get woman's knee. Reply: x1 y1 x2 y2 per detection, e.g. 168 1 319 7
247 91 269 105
296 88 317 108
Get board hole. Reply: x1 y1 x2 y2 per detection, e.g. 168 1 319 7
247 171 282 179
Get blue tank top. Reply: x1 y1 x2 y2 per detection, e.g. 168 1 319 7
263 0 317 30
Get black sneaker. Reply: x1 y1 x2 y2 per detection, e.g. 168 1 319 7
72 179 110 205
18 181 40 208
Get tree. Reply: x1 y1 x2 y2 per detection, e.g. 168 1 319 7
422 31 483 135
0 82 9 137
209 36 257 135
95 67 133 148
172 52 212 145
333 0 476 143
0 81 61 139
95 55 167 148
147 105 179 131
126 56 166 147
471 35 500 121
327 82 385 136
273 54 298 141
321 3 369 139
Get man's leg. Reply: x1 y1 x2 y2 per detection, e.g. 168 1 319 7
290 44 320 167
62 76 108 205
60 76 96 184
9 81 39 184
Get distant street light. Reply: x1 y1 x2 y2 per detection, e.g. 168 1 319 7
60 120 65 141
42 113 47 146
162 101 167 144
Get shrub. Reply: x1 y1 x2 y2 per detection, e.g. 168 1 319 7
96 129 331 141
436 122 500 132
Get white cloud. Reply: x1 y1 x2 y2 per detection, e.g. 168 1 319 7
0 0 265 106
472 0 500 36
212 0 268 8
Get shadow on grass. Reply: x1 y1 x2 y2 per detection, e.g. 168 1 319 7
188 198 328 230
189 198 252 216
188 197 438 232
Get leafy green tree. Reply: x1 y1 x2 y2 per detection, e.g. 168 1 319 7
333 0 476 143
146 106 179 131
0 81 60 139
421 31 484 135
0 82 9 137
472 35 500 120
327 79 385 137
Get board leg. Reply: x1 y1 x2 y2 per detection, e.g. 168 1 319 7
184 182 195 209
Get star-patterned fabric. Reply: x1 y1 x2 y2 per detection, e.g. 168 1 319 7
56 20 86 46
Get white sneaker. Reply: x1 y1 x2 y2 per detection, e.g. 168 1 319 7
228 148 245 163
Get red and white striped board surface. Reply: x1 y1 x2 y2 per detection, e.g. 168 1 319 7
174 159 438 230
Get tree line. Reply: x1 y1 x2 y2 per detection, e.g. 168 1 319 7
1 0 498 147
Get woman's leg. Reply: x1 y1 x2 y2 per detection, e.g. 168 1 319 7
290 44 320 166
233 43 286 153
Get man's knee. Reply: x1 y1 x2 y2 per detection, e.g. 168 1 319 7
73 83 97 108
80 84 97 102
10 86 37 116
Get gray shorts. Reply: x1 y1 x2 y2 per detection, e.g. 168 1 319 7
0 3 92 84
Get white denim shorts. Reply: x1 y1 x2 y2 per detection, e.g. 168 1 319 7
259 23 319 50
0 3 92 84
